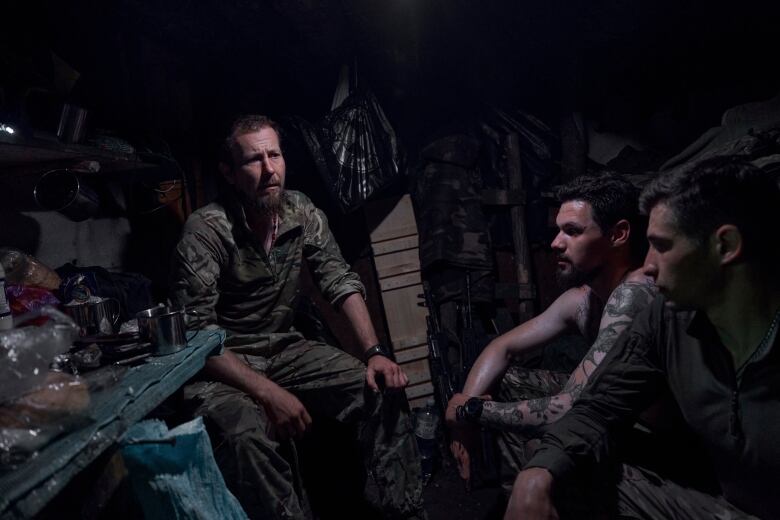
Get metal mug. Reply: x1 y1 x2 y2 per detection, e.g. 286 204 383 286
136 306 190 355
63 297 121 336
34 169 100 222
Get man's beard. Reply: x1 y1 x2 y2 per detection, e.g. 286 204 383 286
238 187 285 215
555 262 600 290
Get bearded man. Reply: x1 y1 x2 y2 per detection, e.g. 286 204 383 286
170 115 426 520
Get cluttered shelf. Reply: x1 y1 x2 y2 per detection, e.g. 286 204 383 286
0 132 158 174
0 329 224 520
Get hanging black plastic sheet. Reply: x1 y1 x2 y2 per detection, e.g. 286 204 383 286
310 89 405 213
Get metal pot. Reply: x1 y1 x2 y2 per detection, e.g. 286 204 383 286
136 306 190 355
63 297 120 336
34 169 100 222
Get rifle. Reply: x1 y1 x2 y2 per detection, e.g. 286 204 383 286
458 271 479 387
421 282 455 413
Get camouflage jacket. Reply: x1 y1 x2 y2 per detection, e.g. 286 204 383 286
170 190 365 356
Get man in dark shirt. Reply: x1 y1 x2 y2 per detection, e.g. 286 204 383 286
507 157 780 519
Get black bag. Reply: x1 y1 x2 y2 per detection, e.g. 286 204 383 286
315 89 405 213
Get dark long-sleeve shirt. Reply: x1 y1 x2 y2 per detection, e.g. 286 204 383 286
527 295 780 519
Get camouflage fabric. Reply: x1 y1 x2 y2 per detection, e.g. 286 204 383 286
412 134 494 303
184 340 425 520
170 190 365 356
413 134 493 272
171 191 426 519
495 365 569 496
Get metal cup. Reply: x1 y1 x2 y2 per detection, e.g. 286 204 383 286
34 169 100 222
63 298 121 336
136 306 188 355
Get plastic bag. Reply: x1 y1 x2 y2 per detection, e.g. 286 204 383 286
0 371 90 467
317 89 405 213
0 307 78 403
6 284 59 316
121 417 248 520
0 248 61 291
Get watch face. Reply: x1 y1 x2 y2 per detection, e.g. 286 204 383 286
466 398 483 417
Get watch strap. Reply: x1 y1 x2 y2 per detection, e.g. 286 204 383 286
364 343 391 362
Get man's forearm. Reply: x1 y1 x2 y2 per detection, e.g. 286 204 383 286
203 349 276 402
338 292 380 352
479 391 577 433
461 339 512 396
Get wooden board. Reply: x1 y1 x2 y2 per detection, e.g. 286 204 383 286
373 248 421 279
380 282 429 348
366 194 418 243
365 194 434 410
371 234 419 255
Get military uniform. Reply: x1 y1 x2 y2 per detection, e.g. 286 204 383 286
171 190 425 520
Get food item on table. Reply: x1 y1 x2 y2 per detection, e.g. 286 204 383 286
0 248 61 291
0 371 90 429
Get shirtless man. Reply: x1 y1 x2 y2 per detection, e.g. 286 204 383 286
446 173 656 491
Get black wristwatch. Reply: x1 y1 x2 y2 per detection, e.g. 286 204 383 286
364 343 391 362
456 397 485 423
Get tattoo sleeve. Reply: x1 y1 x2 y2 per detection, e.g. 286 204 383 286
479 279 657 433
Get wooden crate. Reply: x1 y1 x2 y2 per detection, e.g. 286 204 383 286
366 194 434 409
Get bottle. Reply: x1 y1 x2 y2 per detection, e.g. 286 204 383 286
0 264 13 330
413 398 439 484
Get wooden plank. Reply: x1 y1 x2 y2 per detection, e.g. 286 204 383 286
381 283 429 346
399 358 432 386
374 248 421 279
391 334 427 352
366 194 418 243
379 271 422 291
395 344 428 364
503 132 536 323
371 234 419 255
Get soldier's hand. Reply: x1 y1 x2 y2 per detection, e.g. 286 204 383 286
450 426 476 484
505 468 559 520
446 393 469 426
260 383 312 439
366 356 409 392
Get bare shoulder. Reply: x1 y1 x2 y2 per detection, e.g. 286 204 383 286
556 286 601 338
556 286 593 315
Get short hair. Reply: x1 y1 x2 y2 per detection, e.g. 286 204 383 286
219 115 282 167
640 156 780 267
556 172 647 262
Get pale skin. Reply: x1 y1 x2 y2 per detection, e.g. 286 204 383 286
446 199 640 480
205 126 408 440
507 201 780 519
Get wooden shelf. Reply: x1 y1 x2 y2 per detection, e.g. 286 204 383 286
0 132 158 174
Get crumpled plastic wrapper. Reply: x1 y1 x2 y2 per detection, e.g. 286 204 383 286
0 248 61 291
0 308 88 467
0 307 78 403
0 372 90 467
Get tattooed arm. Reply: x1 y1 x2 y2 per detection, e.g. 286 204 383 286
478 276 657 432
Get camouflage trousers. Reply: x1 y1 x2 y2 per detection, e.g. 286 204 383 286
183 339 426 520
496 367 756 519
496 365 569 496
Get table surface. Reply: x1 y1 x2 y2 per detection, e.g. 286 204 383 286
0 329 224 519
